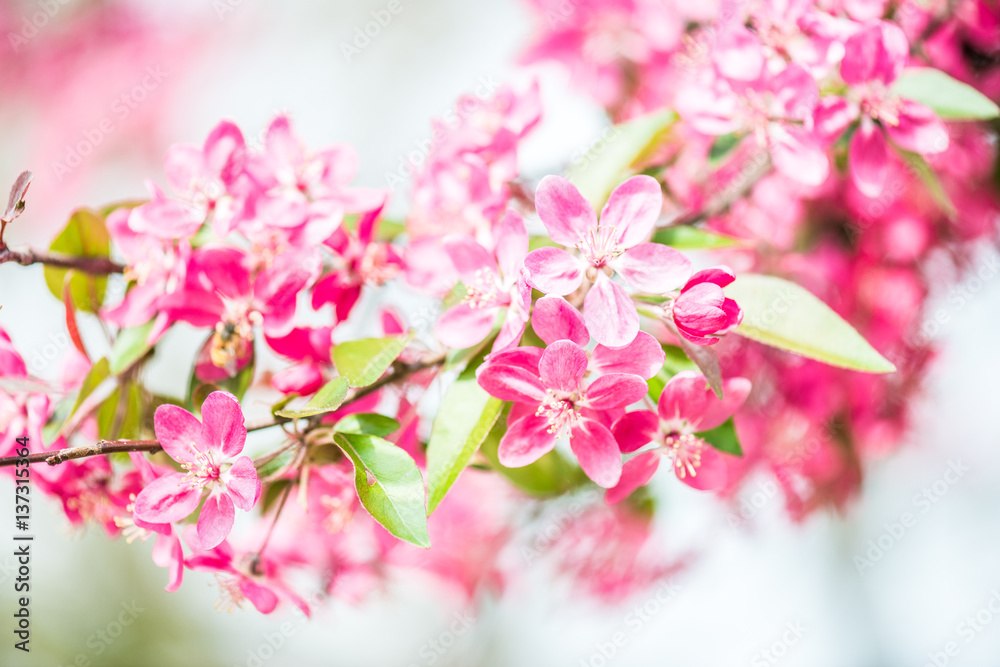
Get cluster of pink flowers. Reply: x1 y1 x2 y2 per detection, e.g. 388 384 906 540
1 0 997 614
524 0 1000 524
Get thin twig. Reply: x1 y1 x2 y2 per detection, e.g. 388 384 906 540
0 439 160 467
0 246 125 274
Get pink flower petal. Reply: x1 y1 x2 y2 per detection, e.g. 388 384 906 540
613 243 692 294
612 410 660 453
658 371 750 431
133 473 203 524
591 332 665 380
523 247 584 296
485 346 543 374
539 340 588 392
197 492 236 549
534 175 596 246
436 302 497 349
683 266 736 290
769 124 830 187
478 365 547 403
849 120 892 198
443 237 498 285
153 404 204 463
605 451 661 505
531 296 589 346
242 580 279 614
200 391 247 459
223 456 261 511
569 418 622 488
498 414 557 467
674 283 728 334
600 175 662 249
675 440 727 491
583 274 639 348
495 209 529 280
586 373 648 410
152 533 184 593
886 100 949 155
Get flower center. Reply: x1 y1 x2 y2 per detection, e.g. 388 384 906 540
579 224 623 267
857 82 902 126
535 389 582 438
464 268 502 309
213 574 246 613
180 449 221 486
359 243 400 286
114 496 154 544
665 432 704 479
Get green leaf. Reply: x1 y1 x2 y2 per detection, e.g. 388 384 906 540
96 382 143 440
259 480 292 514
69 357 110 418
896 148 957 219
708 132 743 164
43 208 111 312
699 417 742 457
332 334 410 387
333 413 401 437
426 354 505 513
726 274 896 373
652 226 741 250
109 320 156 375
479 407 586 497
274 377 350 419
333 432 430 548
567 109 675 209
892 68 1000 120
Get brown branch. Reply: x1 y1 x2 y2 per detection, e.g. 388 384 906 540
0 352 451 469
0 440 160 467
0 246 125 274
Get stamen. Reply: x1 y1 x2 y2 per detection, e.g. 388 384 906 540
535 389 582 438
665 433 703 479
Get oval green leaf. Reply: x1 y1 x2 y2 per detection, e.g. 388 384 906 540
332 334 411 387
892 68 1000 120
726 274 896 374
274 377 350 419
334 432 430 548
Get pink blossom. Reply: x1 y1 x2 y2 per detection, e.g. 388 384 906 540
134 120 249 238
265 326 334 395
311 202 403 323
607 371 750 503
133 391 260 549
183 526 309 615
166 245 318 372
477 307 657 487
837 21 949 196
523 175 690 347
435 209 531 352
676 62 830 186
103 207 191 342
670 266 743 345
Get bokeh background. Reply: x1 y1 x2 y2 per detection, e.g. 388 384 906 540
1 1 1000 665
